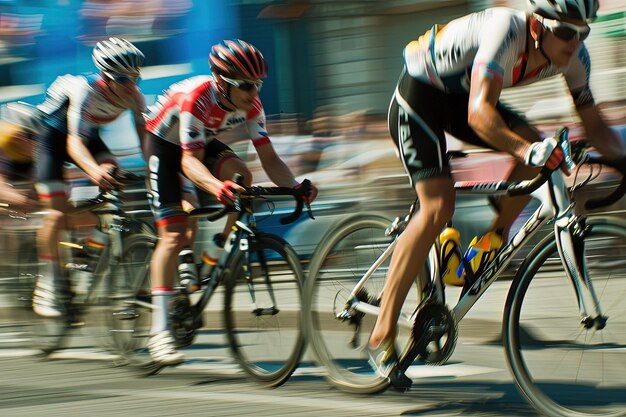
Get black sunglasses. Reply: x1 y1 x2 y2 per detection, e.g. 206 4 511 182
541 17 591 42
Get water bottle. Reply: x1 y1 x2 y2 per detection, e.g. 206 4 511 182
439 227 465 286
178 248 200 293
83 228 109 257
463 231 503 277
199 233 225 277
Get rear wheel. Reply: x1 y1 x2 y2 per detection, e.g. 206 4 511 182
224 233 305 387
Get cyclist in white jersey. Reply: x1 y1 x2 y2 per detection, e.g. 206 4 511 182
369 0 625 388
143 39 317 365
32 38 146 318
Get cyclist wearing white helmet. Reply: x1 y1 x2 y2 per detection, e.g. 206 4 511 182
32 37 147 318
142 39 317 366
369 0 624 388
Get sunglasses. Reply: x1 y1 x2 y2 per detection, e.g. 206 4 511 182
539 16 591 42
221 75 263 92
105 72 140 84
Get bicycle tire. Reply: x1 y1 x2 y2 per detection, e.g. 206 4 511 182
303 214 424 394
504 215 626 417
224 233 305 387
107 232 156 366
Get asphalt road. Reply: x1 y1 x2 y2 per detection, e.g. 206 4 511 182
1 277 625 417
0 281 535 417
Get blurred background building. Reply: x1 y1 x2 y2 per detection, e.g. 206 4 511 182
0 0 624 252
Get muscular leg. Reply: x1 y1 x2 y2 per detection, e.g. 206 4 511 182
369 176 456 348
34 184 100 316
150 220 190 291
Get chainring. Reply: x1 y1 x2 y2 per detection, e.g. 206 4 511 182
412 302 457 365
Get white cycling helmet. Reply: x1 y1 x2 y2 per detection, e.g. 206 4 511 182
92 37 144 77
528 0 599 22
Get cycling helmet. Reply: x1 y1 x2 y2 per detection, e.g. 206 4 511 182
528 0 599 21
209 39 267 80
92 37 144 77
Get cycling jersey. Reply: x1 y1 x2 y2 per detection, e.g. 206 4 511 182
404 7 593 108
145 75 270 150
37 73 146 140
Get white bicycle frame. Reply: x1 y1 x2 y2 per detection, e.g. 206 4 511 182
344 138 604 331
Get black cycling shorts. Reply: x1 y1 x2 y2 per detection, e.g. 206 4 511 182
144 133 240 226
388 68 528 186
35 124 112 184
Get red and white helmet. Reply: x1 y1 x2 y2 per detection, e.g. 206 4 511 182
209 39 267 80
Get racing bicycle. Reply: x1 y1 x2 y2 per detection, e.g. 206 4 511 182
110 175 314 387
303 127 626 417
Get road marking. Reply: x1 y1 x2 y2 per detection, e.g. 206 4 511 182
0 348 39 357
48 348 120 361
405 363 501 379
87 388 435 414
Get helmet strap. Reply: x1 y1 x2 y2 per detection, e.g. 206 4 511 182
536 30 553 66
530 16 552 66
215 76 237 109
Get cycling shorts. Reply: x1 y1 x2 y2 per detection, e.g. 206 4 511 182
144 133 240 226
388 68 527 186
35 124 113 198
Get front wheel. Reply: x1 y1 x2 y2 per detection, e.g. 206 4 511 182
224 233 305 387
504 216 626 417
107 232 156 366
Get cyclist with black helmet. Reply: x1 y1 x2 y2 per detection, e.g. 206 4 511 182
31 37 146 318
369 0 625 388
143 39 317 366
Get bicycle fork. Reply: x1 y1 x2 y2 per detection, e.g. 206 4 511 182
238 232 279 317
537 169 608 331
554 215 607 330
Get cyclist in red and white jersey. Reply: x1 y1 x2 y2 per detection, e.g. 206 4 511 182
369 0 625 388
143 39 317 365
32 38 146 318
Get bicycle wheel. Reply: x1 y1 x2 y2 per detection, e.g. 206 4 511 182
504 216 626 417
107 232 155 366
224 233 305 387
303 214 425 394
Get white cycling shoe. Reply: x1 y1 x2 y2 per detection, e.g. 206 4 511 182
148 331 185 366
